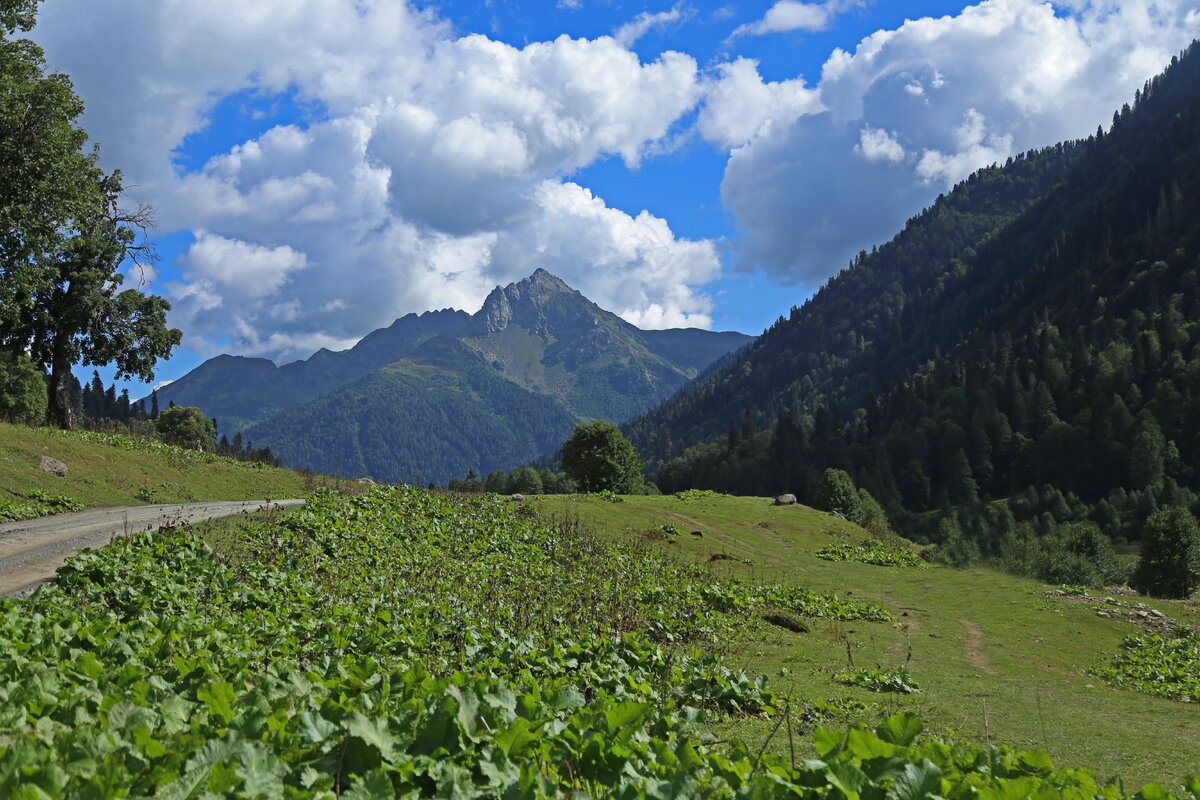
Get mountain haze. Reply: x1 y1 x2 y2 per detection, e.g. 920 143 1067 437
155 270 751 484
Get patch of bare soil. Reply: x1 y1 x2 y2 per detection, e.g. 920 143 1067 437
960 618 997 675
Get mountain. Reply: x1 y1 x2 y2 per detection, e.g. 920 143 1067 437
155 270 752 483
630 42 1200 565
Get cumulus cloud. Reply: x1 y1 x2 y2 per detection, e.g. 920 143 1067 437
30 1 712 363
489 181 722 329
28 0 1200 362
697 58 821 149
855 125 905 163
915 108 1013 184
712 0 1200 285
180 233 308 298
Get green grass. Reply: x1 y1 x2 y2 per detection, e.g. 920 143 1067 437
0 421 318 508
532 492 1200 786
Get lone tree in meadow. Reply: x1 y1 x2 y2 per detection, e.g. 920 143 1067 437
560 419 643 494
154 405 216 450
813 468 862 522
1132 506 1200 599
0 0 180 429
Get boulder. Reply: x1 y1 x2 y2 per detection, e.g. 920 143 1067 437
774 493 797 506
40 456 68 477
511 493 524 501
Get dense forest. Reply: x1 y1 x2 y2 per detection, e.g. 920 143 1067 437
630 42 1200 578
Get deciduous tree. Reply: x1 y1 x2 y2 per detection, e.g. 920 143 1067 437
155 405 215 450
0 1 180 428
560 420 643 493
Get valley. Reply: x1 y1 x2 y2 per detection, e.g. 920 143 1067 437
3 1 1200 796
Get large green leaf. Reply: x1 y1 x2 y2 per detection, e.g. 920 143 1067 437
875 713 923 747
885 759 943 800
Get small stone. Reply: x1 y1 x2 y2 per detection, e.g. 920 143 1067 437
40 456 68 477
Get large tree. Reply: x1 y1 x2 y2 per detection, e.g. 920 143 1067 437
1133 506 1200 599
560 420 644 494
0 0 180 427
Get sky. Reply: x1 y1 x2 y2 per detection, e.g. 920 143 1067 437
26 0 1200 390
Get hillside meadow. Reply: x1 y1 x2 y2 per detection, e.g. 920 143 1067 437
0 422 314 510
534 492 1200 785
1 438 1197 796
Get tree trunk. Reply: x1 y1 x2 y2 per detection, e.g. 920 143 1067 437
45 343 74 429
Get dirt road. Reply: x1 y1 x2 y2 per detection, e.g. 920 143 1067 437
0 499 304 597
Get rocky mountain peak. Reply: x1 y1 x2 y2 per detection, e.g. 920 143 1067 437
475 269 587 336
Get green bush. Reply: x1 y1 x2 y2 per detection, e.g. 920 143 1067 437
154 405 216 450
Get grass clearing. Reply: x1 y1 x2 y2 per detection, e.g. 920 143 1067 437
0 422 320 508
535 492 1200 786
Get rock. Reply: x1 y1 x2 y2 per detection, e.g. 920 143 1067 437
357 477 376 487
774 493 797 505
40 456 68 477
511 493 524 501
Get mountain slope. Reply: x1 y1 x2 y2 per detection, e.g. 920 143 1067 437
154 308 472 433
157 270 752 483
627 141 1087 462
636 42 1200 555
242 336 580 485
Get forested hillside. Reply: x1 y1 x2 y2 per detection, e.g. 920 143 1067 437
243 336 580 486
635 42 1200 563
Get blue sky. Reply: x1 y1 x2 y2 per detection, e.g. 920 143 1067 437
27 0 1200 393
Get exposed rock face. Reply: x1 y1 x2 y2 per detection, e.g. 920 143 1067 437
479 286 514 334
40 456 67 477
474 268 581 337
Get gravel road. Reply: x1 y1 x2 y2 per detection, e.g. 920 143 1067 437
0 499 305 597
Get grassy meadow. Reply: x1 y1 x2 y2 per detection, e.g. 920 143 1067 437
532 492 1200 785
0 422 314 509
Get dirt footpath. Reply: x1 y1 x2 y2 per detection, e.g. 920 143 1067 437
0 499 304 596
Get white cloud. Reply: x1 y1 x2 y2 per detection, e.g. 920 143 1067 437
715 0 1200 285
30 1 713 362
915 108 1012 184
28 0 1200 361
487 181 722 329
855 125 905 163
181 233 308 298
614 4 691 48
697 58 821 148
729 0 865 39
